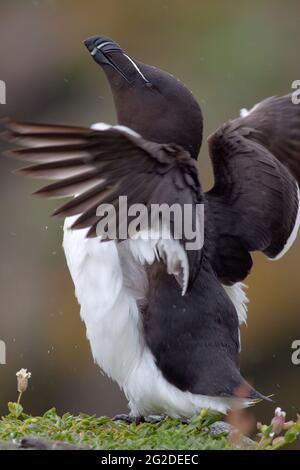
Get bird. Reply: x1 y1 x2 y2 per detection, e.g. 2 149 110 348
2 35 300 419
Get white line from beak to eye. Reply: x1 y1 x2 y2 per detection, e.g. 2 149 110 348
122 53 149 83
96 42 114 50
91 42 115 56
91 43 149 83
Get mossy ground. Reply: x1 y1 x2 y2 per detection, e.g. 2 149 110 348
0 406 299 450
0 409 235 450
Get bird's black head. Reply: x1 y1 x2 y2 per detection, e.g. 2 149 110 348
84 36 203 159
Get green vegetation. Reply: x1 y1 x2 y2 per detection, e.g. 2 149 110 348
0 408 233 450
0 404 299 450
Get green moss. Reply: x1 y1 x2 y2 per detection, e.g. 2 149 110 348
1 406 299 450
0 408 234 450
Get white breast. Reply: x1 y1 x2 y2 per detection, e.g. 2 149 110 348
63 216 145 386
63 216 249 417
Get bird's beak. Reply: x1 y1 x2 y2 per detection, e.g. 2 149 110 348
84 36 131 83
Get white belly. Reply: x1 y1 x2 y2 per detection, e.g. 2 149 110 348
63 216 144 387
63 216 247 417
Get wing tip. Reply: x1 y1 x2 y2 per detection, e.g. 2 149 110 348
2 148 16 158
13 166 32 177
32 187 52 198
51 206 67 218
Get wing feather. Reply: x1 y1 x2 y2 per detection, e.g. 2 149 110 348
207 94 300 284
2 119 203 293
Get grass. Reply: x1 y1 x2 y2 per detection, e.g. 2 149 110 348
0 404 300 450
0 408 234 450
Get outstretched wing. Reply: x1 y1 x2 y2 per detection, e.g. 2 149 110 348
206 94 300 285
2 120 203 293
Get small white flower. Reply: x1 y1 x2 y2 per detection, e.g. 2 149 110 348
272 407 287 435
16 368 32 393
275 407 286 419
16 368 32 379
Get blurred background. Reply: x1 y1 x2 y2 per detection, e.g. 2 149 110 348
0 0 299 440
